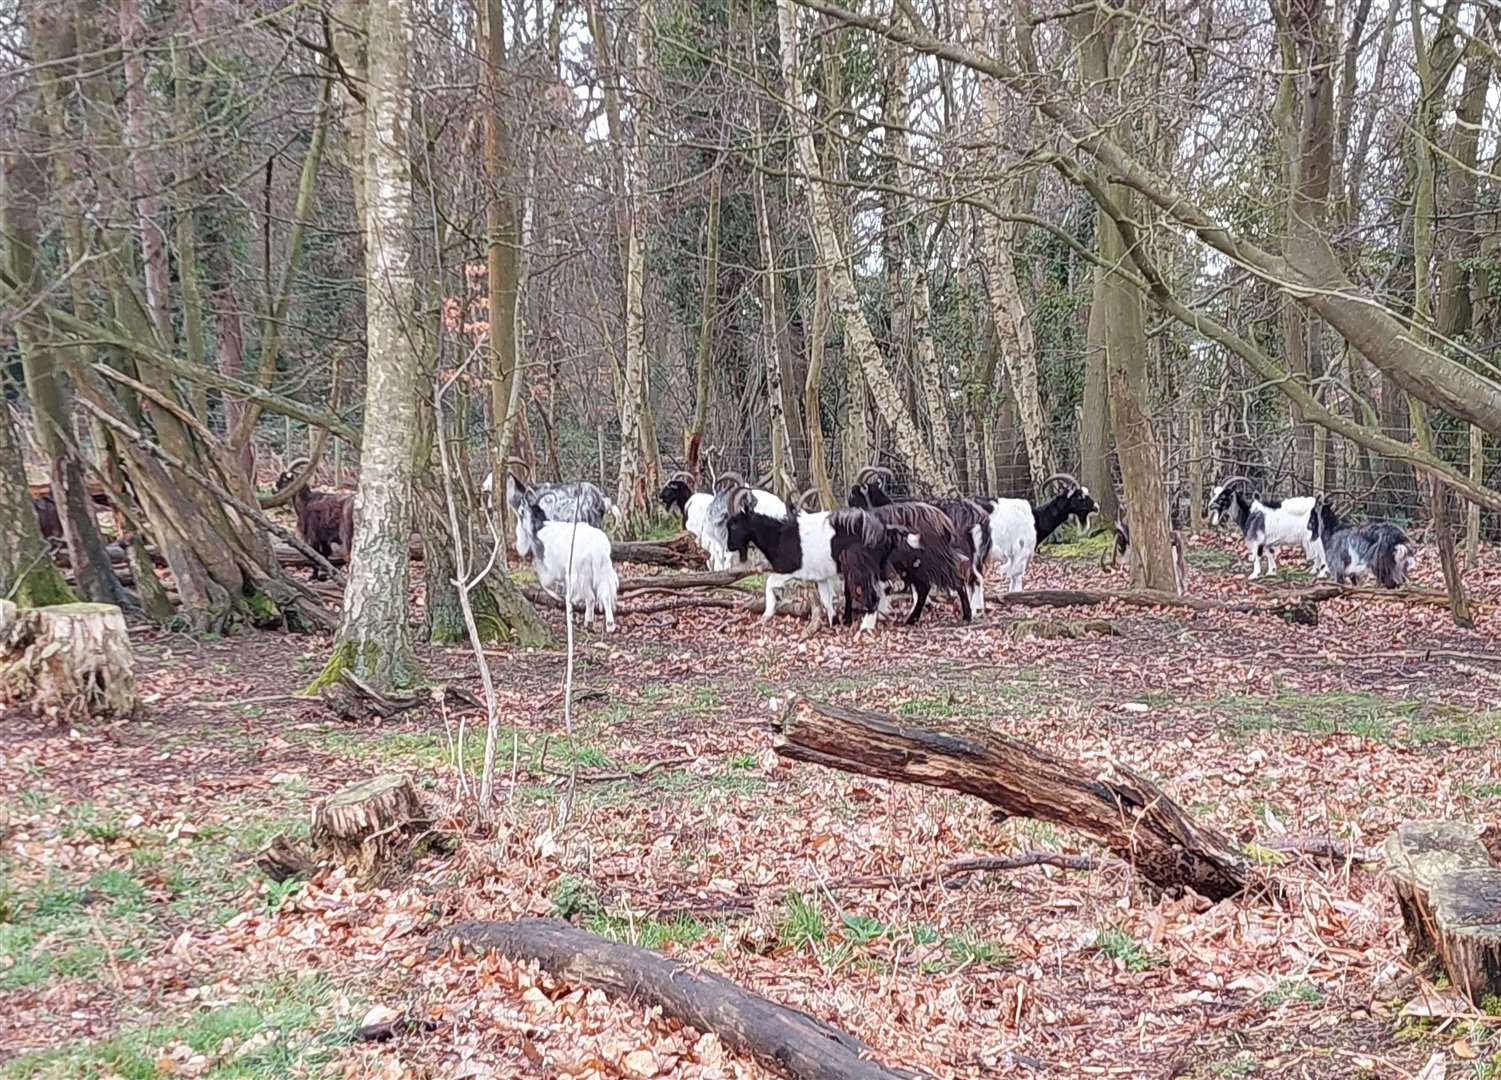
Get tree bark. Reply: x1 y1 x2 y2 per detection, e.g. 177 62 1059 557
804 265 835 505
775 695 1250 899
429 918 910 1080
311 773 428 882
689 160 722 458
0 405 75 609
322 0 421 692
776 0 950 495
0 600 137 720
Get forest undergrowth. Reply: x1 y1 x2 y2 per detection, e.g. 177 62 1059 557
3 535 1501 1079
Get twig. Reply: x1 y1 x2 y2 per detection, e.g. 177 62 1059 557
836 850 1119 890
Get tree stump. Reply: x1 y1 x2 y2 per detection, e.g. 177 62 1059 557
0 600 137 721
254 832 320 882
1385 820 1501 1004
310 774 429 883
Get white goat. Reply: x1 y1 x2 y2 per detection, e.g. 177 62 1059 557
514 504 619 632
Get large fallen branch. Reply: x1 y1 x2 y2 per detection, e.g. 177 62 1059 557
775 695 1252 900
611 531 706 568
521 584 810 620
428 917 910 1080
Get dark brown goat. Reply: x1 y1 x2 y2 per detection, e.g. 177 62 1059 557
274 461 354 579
870 501 980 624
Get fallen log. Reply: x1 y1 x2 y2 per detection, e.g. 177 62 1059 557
611 531 706 568
775 695 1251 900
521 585 811 620
1385 820 1501 1004
427 917 911 1080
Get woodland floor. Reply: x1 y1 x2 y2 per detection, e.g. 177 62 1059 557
3 532 1501 1079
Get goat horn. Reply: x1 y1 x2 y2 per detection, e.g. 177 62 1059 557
666 470 694 486
726 485 752 515
713 470 745 495
1040 472 1078 492
1217 475 1252 490
798 489 822 512
285 457 311 473
504 457 532 478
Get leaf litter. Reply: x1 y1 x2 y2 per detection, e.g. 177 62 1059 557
1 536 1498 1077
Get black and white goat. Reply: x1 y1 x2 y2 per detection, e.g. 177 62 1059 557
513 498 619 631
701 471 788 571
980 473 1098 592
1207 477 1321 579
1306 498 1412 588
869 501 980 624
274 460 355 580
484 460 620 529
724 486 899 632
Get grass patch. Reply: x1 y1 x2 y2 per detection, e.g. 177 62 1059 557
1220 689 1501 748
3 973 348 1079
1262 978 1323 1006
1459 781 1501 799
301 723 614 776
777 891 826 950
922 932 1013 973
548 874 602 921
1095 925 1159 973
1041 526 1112 560
583 912 709 949
1202 1059 1260 1078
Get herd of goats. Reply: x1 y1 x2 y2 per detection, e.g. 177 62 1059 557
476 462 1414 634
29 457 1416 634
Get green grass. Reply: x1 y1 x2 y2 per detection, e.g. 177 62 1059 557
583 912 709 949
777 891 826 950
548 874 602 921
1095 925 1159 973
3 973 349 1079
1213 689 1497 747
922 932 1013 973
1042 526 1112 560
1202 1059 1260 1078
1261 978 1323 1006
300 723 615 776
1459 781 1501 799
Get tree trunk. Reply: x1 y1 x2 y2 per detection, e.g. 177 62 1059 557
804 266 835 505
2 105 132 609
1080 272 1118 519
775 695 1250 899
322 0 421 692
1077 11 1175 589
750 112 801 498
117 0 174 347
689 160 722 458
0 404 76 609
430 919 909 1080
612 0 657 521
0 600 136 721
776 0 950 495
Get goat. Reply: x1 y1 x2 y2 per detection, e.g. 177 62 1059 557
1108 520 1189 595
724 485 896 632
702 471 788 571
514 499 619 631
484 460 620 529
1208 477 1321 579
33 495 63 544
1307 498 1412 588
979 473 1098 592
848 465 895 510
869 501 979 624
274 460 354 580
931 497 994 612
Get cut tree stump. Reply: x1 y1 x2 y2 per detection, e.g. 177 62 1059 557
427 917 912 1080
0 600 137 721
1385 820 1501 1003
310 774 429 883
775 695 1251 900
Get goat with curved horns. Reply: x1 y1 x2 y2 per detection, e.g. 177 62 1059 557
698 471 787 571
483 459 621 529
979 473 1098 592
848 465 896 510
724 485 905 633
1207 476 1322 579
